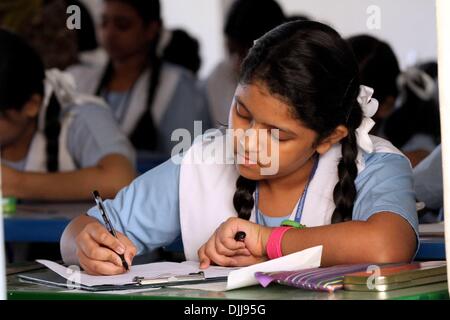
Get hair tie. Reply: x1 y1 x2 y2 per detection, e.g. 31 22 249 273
355 85 379 153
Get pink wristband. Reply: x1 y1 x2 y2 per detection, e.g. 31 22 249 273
266 226 292 260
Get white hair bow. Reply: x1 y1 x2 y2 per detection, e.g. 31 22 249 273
355 85 379 153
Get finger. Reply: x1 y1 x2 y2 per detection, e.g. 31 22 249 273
77 233 123 267
77 249 125 275
118 234 137 264
87 224 126 254
214 234 239 257
198 246 210 269
234 248 252 256
204 239 238 267
219 233 247 251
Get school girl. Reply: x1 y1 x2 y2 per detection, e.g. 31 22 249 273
61 21 418 275
0 29 135 201
67 0 210 154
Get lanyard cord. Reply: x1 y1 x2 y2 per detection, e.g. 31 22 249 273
255 154 319 226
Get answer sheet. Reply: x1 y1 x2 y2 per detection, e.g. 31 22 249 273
37 245 322 291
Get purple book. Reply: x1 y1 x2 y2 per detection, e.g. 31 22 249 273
255 264 373 293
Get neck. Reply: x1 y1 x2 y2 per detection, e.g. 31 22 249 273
261 154 317 194
1 121 37 162
111 51 151 85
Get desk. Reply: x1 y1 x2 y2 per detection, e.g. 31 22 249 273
6 264 449 300
416 237 446 260
4 202 90 243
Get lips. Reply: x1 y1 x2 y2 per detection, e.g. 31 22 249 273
236 152 258 166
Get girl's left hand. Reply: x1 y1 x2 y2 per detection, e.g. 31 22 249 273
198 217 272 268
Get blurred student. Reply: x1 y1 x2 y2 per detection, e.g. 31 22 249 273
160 29 201 77
0 29 135 201
68 0 210 155
413 145 443 222
384 62 440 166
204 0 285 126
0 0 78 69
347 35 400 137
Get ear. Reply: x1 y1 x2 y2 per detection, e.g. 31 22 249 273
21 94 42 119
315 125 349 155
144 21 162 43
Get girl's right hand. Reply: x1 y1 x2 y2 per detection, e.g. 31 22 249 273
75 221 137 275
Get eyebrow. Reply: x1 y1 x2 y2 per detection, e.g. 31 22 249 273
234 95 296 135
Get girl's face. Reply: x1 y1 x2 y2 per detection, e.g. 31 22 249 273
99 1 159 61
229 82 321 181
0 109 34 146
0 96 41 147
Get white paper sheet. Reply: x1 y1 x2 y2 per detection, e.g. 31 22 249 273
177 245 323 291
37 245 322 291
36 260 234 287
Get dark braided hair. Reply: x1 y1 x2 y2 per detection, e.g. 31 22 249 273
234 21 364 223
44 94 62 172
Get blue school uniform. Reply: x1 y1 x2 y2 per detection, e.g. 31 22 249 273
87 136 419 259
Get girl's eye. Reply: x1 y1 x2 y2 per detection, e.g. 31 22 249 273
235 103 251 119
271 130 290 142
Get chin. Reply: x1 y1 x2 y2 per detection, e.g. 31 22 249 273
236 163 264 180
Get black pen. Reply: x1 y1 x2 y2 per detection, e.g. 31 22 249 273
234 231 246 242
92 190 129 271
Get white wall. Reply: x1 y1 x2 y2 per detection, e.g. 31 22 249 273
81 0 437 76
278 0 437 69
161 0 226 78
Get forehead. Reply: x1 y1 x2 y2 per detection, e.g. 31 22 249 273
101 1 139 17
234 82 305 127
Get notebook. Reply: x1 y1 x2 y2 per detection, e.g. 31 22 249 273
255 264 373 292
254 261 448 293
19 245 322 292
343 261 447 292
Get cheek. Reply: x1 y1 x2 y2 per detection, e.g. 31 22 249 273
274 142 313 174
0 120 22 145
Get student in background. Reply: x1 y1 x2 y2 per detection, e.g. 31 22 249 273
0 29 135 201
68 0 210 155
347 35 400 137
0 0 78 70
413 145 443 222
384 62 440 167
160 29 201 77
204 0 285 127
61 21 417 275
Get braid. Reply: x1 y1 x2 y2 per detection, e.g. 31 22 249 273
129 55 162 150
331 129 358 223
233 176 257 220
95 61 113 96
44 93 62 172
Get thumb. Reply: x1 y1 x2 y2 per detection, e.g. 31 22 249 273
199 256 211 269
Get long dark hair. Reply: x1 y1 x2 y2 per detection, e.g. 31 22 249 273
0 29 61 172
233 21 363 223
384 64 441 149
96 0 162 150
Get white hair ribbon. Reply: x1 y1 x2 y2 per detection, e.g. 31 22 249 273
355 85 379 153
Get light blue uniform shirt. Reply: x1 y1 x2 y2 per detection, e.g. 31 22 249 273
88 151 419 256
414 145 443 210
2 103 135 171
